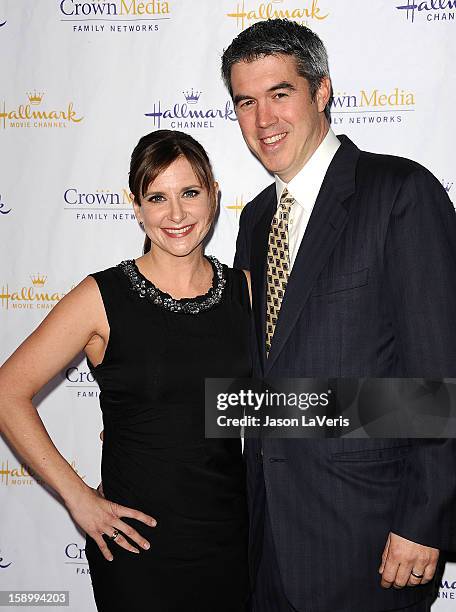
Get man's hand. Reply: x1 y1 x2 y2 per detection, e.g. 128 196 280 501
379 532 439 588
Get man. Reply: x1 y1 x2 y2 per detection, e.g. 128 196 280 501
221 19 456 612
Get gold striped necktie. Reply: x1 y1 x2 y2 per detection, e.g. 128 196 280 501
265 188 294 356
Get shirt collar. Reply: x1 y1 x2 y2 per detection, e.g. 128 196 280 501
275 128 340 210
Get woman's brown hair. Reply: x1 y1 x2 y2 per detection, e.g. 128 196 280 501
129 130 218 254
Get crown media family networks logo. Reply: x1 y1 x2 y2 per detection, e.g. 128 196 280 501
65 542 90 575
0 550 12 569
226 0 328 30
64 364 100 398
59 0 171 33
396 0 456 22
0 193 11 215
330 87 416 127
64 187 136 222
145 88 237 130
0 274 68 311
438 577 456 600
0 91 83 130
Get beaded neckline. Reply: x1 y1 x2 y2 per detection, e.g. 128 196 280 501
118 256 226 314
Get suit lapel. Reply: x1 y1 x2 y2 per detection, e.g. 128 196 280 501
250 186 276 374
264 136 360 376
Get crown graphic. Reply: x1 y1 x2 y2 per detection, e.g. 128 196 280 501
442 180 453 193
27 90 44 105
30 274 47 286
226 195 246 213
183 88 201 104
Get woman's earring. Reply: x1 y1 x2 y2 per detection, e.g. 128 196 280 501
139 221 144 228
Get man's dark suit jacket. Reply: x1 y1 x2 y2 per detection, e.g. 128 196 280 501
234 135 456 612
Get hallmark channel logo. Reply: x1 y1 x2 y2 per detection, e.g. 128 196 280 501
0 458 85 486
442 179 454 209
226 194 247 217
0 193 11 215
438 578 456 600
65 542 90 575
396 0 456 22
0 91 83 130
0 551 12 569
226 0 328 30
442 179 453 195
330 87 416 127
60 0 171 33
64 365 100 399
64 187 136 222
145 88 237 130
0 273 68 311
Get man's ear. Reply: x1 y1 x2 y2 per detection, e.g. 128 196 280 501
316 77 331 113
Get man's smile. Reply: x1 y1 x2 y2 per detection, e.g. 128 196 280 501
261 132 287 146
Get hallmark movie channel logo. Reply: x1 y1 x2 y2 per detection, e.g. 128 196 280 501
396 0 456 22
330 87 416 127
0 458 85 487
64 187 136 222
0 193 11 215
59 0 171 34
0 551 12 569
226 0 328 30
0 91 83 131
0 273 68 311
64 365 100 399
65 542 90 575
0 459 45 487
145 88 237 130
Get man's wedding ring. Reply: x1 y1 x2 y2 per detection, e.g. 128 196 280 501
411 570 424 579
109 529 120 541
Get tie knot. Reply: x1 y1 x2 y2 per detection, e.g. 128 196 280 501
279 188 294 214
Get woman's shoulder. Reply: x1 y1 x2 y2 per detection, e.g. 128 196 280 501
220 263 249 283
89 261 130 285
217 261 251 310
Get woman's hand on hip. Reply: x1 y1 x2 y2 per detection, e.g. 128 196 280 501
66 487 157 561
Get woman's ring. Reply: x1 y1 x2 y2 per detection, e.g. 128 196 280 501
109 529 120 541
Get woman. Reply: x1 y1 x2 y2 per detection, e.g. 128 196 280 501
0 130 251 611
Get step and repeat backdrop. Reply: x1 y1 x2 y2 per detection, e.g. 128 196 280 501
0 1 455 610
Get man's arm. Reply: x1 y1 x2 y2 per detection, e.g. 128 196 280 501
380 167 456 587
233 201 253 271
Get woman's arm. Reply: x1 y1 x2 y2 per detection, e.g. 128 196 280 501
242 269 252 306
0 276 156 560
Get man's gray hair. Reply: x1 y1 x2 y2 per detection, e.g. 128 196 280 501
221 19 333 121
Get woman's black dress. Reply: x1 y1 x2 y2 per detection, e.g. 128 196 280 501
84 257 251 612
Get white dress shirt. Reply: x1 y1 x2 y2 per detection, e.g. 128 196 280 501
275 128 340 270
